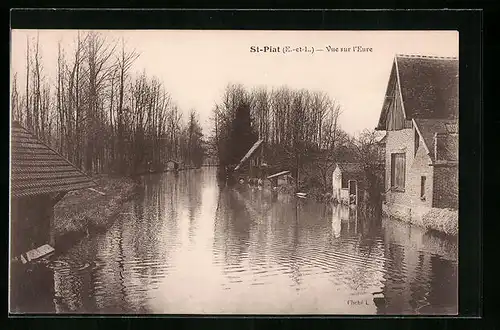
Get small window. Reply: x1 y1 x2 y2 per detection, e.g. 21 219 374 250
341 176 348 189
420 176 426 200
391 153 406 191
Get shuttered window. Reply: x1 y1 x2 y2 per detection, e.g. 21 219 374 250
391 153 406 191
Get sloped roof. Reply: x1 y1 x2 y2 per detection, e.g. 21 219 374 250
377 55 458 129
336 163 366 183
414 118 458 162
336 163 364 173
234 139 264 171
11 122 96 198
267 170 291 179
436 133 458 162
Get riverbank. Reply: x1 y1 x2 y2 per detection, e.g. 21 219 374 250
382 203 458 237
53 174 139 249
243 178 456 237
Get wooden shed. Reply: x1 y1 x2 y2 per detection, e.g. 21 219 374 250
267 170 292 188
166 160 179 171
234 139 266 179
10 122 96 259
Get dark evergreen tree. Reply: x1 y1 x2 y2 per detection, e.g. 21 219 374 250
226 101 257 168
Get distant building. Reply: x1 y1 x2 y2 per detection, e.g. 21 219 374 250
166 160 179 171
267 170 292 188
375 54 458 221
332 163 366 205
233 139 267 179
10 122 96 258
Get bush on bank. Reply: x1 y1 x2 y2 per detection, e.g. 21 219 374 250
53 175 138 243
421 208 458 237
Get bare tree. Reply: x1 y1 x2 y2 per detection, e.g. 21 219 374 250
115 38 139 174
13 31 206 177
11 73 20 123
350 129 385 217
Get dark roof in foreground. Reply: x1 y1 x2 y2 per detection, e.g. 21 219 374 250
396 55 458 119
336 163 367 183
377 55 458 129
11 122 96 198
414 118 458 162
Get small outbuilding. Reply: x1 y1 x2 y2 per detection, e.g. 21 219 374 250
332 163 366 205
267 170 292 188
234 139 267 178
10 122 96 259
166 160 179 171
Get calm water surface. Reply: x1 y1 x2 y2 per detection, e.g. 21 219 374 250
19 168 458 314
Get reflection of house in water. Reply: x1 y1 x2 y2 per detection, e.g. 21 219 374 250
330 203 360 238
378 218 458 314
212 187 253 270
331 207 342 238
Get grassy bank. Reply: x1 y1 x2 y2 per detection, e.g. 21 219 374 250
382 203 458 237
421 208 458 236
53 175 139 248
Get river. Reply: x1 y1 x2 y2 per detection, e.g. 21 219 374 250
15 167 458 314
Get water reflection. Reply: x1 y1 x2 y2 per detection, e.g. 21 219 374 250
13 168 457 314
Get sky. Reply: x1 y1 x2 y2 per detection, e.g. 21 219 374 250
10 30 458 136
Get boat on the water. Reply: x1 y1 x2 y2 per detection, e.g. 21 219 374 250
296 192 307 199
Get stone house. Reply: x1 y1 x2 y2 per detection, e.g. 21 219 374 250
375 54 458 222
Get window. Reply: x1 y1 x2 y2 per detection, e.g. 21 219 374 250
390 153 406 191
341 176 348 189
420 176 426 200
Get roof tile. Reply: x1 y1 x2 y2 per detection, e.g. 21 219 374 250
11 123 96 198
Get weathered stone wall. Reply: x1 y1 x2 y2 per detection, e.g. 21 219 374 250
382 202 458 236
384 128 413 205
384 127 434 209
332 167 342 201
409 138 434 208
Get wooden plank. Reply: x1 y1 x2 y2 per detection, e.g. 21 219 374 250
267 170 291 179
234 140 263 171
24 244 55 262
88 188 106 196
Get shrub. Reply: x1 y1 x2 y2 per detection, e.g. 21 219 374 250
422 208 458 236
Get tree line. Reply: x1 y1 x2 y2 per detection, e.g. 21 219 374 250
210 83 384 193
11 31 206 175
